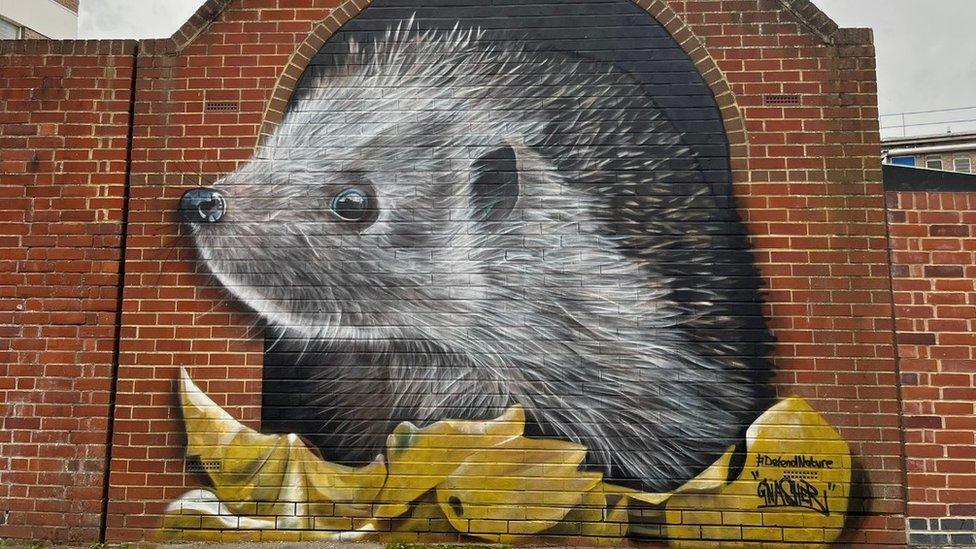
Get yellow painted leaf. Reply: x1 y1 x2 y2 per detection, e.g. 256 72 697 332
597 444 735 509
373 405 526 516
160 489 277 534
557 484 631 539
384 491 458 540
177 368 387 519
677 445 736 493
664 397 852 549
435 435 602 541
600 481 671 506
169 371 854 548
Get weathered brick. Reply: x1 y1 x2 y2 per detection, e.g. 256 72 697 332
889 187 976 534
0 44 134 542
0 0 927 546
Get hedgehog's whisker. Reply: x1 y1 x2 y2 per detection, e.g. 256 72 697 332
147 222 190 290
265 328 287 353
241 316 268 342
175 158 217 187
193 296 230 324
294 335 314 363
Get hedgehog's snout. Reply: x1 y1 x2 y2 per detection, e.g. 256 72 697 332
180 188 227 224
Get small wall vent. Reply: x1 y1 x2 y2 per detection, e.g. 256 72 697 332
205 101 240 112
185 456 222 474
764 94 801 106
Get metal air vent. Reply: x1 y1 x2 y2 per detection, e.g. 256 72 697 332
764 94 801 106
185 456 222 474
205 101 240 112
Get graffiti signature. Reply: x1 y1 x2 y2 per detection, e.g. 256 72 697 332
756 476 833 516
755 453 833 469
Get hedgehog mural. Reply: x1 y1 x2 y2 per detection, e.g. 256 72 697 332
180 18 773 491
164 3 853 545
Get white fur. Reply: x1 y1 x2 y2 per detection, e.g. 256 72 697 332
189 20 771 490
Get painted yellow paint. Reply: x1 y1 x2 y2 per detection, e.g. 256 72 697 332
665 398 851 548
161 370 851 547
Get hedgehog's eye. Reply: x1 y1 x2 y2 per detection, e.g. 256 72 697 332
331 188 371 221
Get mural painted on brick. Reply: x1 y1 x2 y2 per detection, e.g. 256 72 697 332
163 1 854 546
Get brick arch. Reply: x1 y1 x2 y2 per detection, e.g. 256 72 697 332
253 0 749 164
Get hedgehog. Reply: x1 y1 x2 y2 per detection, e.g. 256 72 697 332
179 20 774 492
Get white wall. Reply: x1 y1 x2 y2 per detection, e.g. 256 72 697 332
78 0 204 39
0 0 77 39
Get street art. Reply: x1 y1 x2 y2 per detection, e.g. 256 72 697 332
164 1 855 546
164 371 851 545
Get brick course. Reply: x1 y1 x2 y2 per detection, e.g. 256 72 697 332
0 39 136 542
2 0 964 546
888 190 976 546
105 0 903 543
53 0 79 13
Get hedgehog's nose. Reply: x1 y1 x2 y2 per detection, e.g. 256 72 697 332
180 188 226 224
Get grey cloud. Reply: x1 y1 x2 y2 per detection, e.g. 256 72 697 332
78 0 206 39
815 0 976 138
78 0 976 138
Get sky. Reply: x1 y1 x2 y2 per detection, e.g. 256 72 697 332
78 0 976 139
814 0 976 138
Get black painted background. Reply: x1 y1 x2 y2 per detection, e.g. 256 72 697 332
308 0 731 177
263 0 746 448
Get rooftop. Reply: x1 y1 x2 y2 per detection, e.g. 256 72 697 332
883 130 976 148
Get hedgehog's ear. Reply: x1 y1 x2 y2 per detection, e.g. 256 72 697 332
470 145 519 223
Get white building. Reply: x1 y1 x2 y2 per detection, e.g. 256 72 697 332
883 131 976 174
0 0 78 39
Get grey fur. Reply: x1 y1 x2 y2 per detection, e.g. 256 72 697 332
187 21 773 491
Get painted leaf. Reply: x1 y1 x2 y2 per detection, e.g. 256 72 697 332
166 371 852 547
372 405 526 517
664 397 852 549
435 435 602 541
558 484 632 539
177 368 386 520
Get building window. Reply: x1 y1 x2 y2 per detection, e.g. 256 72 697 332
925 155 944 170
890 156 916 167
954 154 972 174
0 18 21 39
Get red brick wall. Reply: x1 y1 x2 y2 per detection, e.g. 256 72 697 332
888 190 976 546
53 0 79 13
98 0 905 545
22 29 48 40
102 0 306 533
668 10 905 545
0 0 920 546
0 40 136 542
